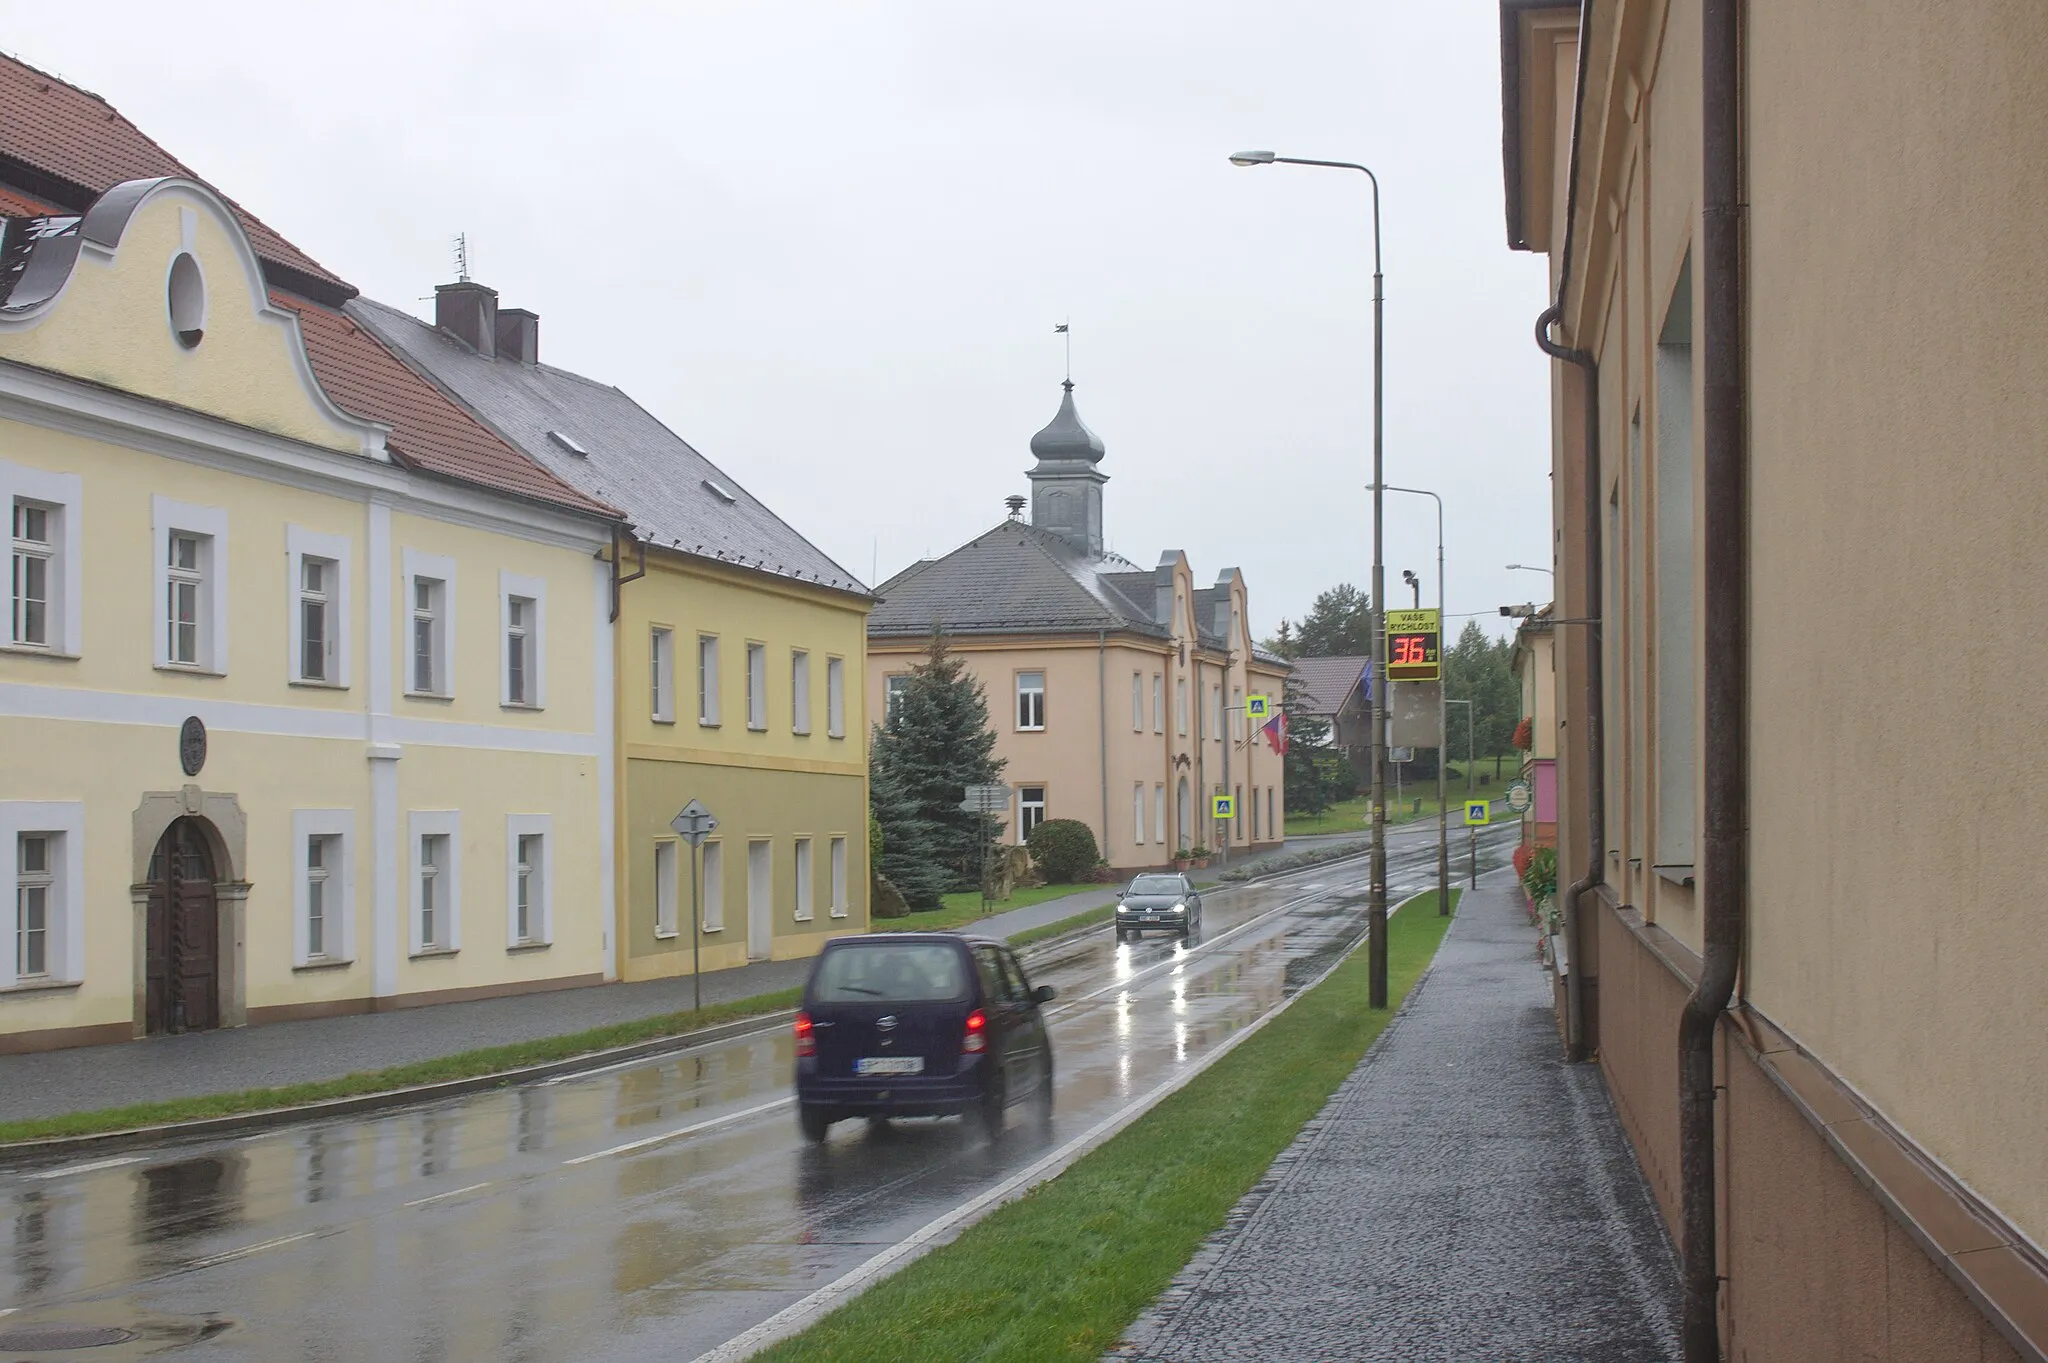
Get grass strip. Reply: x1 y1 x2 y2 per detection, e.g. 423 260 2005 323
0 986 803 1146
759 889 1462 1363
1006 904 1115 950
885 882 1100 935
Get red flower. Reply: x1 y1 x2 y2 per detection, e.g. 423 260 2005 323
1512 717 1534 751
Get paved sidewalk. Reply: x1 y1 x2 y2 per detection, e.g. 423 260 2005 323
1109 872 1682 1362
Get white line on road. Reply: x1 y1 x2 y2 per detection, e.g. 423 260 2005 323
539 1022 790 1087
20 1155 146 1180
561 1096 793 1166
402 1181 492 1208
183 1231 319 1272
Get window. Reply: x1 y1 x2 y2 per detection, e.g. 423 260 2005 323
293 811 354 967
1234 783 1243 836
410 812 461 955
794 837 814 921
1176 678 1188 736
500 571 546 708
1131 672 1144 731
702 839 724 931
1233 687 1243 740
1656 256 1698 870
792 650 811 734
654 840 679 937
1134 783 1146 846
299 558 335 682
154 496 228 673
1153 674 1163 733
287 528 350 687
1251 785 1260 840
1154 784 1166 844
829 836 848 917
15 833 49 978
651 627 675 723
1267 787 1275 839
746 643 768 730
3 463 80 655
1018 786 1047 842
827 657 846 737
698 635 721 724
405 550 456 697
1212 685 1223 739
507 816 550 947
1017 671 1046 730
885 674 910 724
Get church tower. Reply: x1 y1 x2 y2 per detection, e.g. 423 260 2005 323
1025 380 1108 555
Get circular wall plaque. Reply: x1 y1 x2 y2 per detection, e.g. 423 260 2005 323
179 717 207 777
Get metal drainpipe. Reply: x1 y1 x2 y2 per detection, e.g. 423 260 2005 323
1680 0 1747 1356
1098 629 1111 869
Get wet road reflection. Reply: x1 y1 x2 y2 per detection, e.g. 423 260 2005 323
0 825 1516 1361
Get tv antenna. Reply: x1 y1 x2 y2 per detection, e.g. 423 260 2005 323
453 232 471 283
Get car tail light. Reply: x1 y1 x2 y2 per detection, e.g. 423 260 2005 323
963 1009 988 1054
794 1011 816 1057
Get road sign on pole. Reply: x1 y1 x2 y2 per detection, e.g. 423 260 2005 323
670 800 718 1011
1245 694 1272 721
1211 793 1236 821
956 785 1012 909
671 799 718 846
1463 799 1491 826
1384 607 1442 682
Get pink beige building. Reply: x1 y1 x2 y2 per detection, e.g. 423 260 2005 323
868 383 1289 871
1504 1 2048 1357
1510 608 1557 850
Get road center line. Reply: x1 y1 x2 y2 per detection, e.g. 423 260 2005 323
184 1231 319 1272
402 1181 492 1208
21 1155 146 1180
561 1096 793 1166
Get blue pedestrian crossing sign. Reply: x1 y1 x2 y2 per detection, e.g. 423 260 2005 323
1463 799 1491 827
1211 793 1237 820
1245 694 1272 721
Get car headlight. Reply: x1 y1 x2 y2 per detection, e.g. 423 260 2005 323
1117 904 1133 914
1172 902 1186 914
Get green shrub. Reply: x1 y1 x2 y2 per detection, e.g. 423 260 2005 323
1025 818 1098 884
1522 844 1558 901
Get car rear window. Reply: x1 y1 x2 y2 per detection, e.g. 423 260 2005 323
812 942 969 1003
1128 875 1184 895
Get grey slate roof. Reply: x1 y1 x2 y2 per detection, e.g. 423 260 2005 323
1289 654 1373 718
350 297 868 597
1028 380 1106 464
868 518 1164 638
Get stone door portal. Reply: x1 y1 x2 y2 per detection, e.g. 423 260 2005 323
145 817 220 1035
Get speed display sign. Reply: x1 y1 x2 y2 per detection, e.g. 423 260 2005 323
1384 608 1441 682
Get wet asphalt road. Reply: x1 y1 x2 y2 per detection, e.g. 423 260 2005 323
0 823 1517 1363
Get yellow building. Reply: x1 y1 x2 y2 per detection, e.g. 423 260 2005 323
0 176 623 1051
355 286 875 980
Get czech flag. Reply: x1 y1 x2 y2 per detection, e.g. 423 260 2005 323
1261 709 1289 755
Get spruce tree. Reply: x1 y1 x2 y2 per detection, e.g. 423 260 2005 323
868 630 1006 908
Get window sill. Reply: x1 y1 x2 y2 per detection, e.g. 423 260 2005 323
0 644 79 660
653 716 676 726
1653 864 1697 888
830 909 848 919
698 719 721 729
653 929 679 941
746 723 768 733
701 924 724 934
506 940 552 955
156 663 226 679
0 977 81 996
290 678 349 691
293 957 355 973
827 731 845 740
404 691 454 704
501 702 545 713
411 946 459 960
793 729 812 738
1017 726 1046 734
795 913 814 923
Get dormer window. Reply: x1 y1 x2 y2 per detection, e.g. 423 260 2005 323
167 252 205 348
546 430 589 457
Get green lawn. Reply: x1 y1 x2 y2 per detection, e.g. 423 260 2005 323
758 890 1461 1363
880 881 1101 935
1285 775 1515 838
1007 904 1117 950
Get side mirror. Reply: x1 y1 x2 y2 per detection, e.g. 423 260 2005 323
1032 985 1057 1005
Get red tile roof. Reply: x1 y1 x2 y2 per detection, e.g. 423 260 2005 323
0 51 347 293
275 292 618 518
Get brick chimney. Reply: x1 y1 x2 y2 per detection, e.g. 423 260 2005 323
496 308 539 365
435 280 498 358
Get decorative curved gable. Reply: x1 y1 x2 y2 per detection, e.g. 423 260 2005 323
0 177 385 460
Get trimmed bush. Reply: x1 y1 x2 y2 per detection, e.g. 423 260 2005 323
1025 819 1099 885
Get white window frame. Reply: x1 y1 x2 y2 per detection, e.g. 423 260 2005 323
791 649 812 735
826 656 846 738
403 549 457 698
499 570 547 709
506 813 552 947
884 674 909 724
651 626 675 723
794 836 814 922
746 641 768 731
698 634 721 726
1154 783 1167 845
0 802 84 989
1018 785 1047 844
153 495 229 674
1017 671 1046 731
654 839 679 938
291 810 355 967
4 462 82 656
829 836 848 918
409 811 462 956
1131 672 1144 731
1134 782 1146 846
286 526 351 688
701 838 725 932
1153 674 1164 733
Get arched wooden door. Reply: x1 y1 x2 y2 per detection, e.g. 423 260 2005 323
145 817 220 1035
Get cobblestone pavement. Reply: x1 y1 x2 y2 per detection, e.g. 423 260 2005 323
1108 872 1682 1363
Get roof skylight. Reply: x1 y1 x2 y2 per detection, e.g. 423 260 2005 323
547 429 589 457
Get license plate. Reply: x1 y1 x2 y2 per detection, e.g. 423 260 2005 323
855 1056 924 1076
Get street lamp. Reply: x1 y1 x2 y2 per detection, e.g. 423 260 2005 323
1382 485 1449 917
1506 563 1554 576
1232 147 1391 1007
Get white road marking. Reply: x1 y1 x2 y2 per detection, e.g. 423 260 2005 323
0 1306 15 1317
402 1181 492 1208
539 1020 791 1087
561 1096 792 1166
21 1155 146 1180
183 1231 318 1272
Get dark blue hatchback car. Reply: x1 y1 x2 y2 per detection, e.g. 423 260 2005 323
794 933 1056 1142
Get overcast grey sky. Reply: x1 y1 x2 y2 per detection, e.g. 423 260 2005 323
10 1 1554 641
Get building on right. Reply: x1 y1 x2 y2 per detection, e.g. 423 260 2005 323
1503 3 2048 1359
1509 607 1556 852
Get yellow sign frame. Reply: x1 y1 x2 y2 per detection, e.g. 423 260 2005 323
1463 799 1491 826
1211 794 1236 820
1245 694 1272 721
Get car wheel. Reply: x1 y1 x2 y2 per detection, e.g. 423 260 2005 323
1034 1054 1055 1128
799 1106 833 1144
979 1074 1007 1142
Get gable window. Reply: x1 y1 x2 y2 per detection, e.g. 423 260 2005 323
827 657 846 737
792 650 812 734
3 463 80 655
698 635 721 725
508 817 550 947
746 642 768 730
3 804 82 989
500 572 546 709
651 627 675 723
1153 674 1163 733
1018 785 1047 842
1017 671 1046 731
154 497 228 674
829 836 848 917
405 550 456 698
1131 672 1144 731
654 839 679 937
794 837 814 921
410 811 461 955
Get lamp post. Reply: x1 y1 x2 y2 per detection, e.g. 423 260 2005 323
1383 485 1448 917
1232 148 1390 1007
1507 563 1555 577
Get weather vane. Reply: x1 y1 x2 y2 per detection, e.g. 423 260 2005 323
1054 318 1071 382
